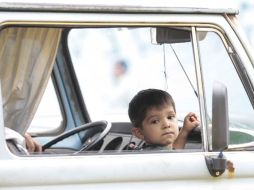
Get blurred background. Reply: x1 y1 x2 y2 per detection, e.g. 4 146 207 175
236 0 254 49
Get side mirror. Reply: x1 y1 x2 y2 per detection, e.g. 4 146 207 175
205 82 229 177
212 81 229 151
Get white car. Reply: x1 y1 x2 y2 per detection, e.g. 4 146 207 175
1 0 254 189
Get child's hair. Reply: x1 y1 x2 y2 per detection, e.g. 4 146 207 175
128 89 176 129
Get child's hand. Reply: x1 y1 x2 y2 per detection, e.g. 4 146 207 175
173 112 200 149
182 112 200 133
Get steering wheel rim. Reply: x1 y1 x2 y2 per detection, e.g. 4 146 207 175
42 120 111 152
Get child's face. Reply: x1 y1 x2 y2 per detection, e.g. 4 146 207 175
135 104 179 148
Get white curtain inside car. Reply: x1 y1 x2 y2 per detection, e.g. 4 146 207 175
0 27 61 134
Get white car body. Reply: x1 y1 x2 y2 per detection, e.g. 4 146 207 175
0 1 254 189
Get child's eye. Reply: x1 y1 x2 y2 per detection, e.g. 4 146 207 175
151 119 159 124
168 115 175 120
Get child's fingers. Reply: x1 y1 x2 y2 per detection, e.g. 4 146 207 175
190 115 196 122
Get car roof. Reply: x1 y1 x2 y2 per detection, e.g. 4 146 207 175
0 0 238 14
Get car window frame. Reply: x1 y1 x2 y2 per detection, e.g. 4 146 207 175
0 12 251 158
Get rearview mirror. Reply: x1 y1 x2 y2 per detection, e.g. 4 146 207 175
212 81 229 151
151 27 191 44
151 27 207 44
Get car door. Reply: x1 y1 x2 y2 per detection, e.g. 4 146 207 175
0 7 254 190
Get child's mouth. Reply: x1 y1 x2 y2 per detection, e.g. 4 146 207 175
162 131 174 136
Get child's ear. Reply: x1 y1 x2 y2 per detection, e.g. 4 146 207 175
131 127 144 140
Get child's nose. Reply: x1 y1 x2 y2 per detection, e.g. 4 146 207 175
162 119 171 128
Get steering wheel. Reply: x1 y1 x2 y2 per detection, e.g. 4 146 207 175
42 120 111 152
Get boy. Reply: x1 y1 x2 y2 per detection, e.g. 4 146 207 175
128 89 199 150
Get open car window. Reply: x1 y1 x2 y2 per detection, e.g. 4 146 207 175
1 26 202 156
5 25 254 156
